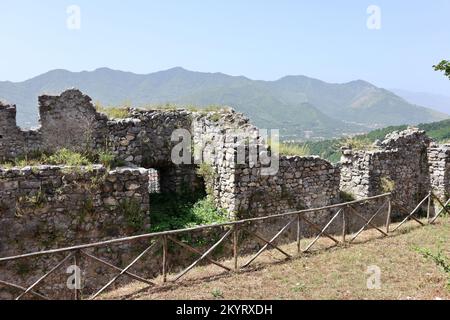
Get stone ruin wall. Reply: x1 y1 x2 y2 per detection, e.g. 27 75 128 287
0 166 150 257
0 102 41 160
0 165 151 299
1 90 202 193
428 144 450 202
191 110 341 218
340 128 433 216
233 156 340 218
3 89 449 225
1 89 450 298
191 111 341 241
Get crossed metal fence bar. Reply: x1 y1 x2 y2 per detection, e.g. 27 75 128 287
0 191 448 300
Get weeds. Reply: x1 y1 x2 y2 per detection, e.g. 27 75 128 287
120 198 147 231
380 176 395 193
95 102 130 119
211 289 224 299
340 190 356 202
414 246 450 290
45 148 91 166
268 140 311 156
149 191 228 233
196 163 217 194
0 148 124 170
339 136 375 151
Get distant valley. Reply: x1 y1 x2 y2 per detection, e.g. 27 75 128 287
0 67 447 141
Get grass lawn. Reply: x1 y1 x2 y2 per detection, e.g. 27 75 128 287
102 217 450 300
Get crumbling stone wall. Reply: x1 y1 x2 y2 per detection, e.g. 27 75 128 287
428 144 450 202
340 128 432 215
39 90 101 153
234 156 340 218
2 89 449 222
0 165 150 257
2 88 450 299
191 110 261 215
191 111 340 222
0 90 202 193
0 103 41 161
0 165 150 299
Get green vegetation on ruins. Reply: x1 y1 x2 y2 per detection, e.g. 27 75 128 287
95 102 131 119
96 100 229 115
148 189 229 233
0 148 124 170
267 139 311 157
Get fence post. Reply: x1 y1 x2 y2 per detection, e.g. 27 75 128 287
74 250 81 300
386 196 392 233
342 207 346 243
427 193 432 223
296 214 301 254
162 235 168 283
233 225 239 272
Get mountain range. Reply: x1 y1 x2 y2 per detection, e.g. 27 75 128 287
390 89 450 116
0 67 447 140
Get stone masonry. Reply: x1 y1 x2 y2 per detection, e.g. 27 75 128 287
428 143 450 202
1 89 450 299
340 128 433 216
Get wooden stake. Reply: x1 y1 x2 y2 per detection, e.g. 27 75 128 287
430 196 450 224
342 208 346 243
243 218 295 268
301 209 342 253
80 250 155 286
90 240 159 300
167 236 231 272
233 225 239 272
245 230 291 258
173 228 233 282
162 235 168 283
16 253 74 300
386 197 392 233
348 203 389 243
296 214 301 254
74 250 81 300
391 193 430 232
0 280 49 300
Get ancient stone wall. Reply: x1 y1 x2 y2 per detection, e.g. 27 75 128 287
191 111 341 223
428 144 450 202
0 90 204 193
234 156 340 218
39 90 101 153
0 165 151 299
2 90 449 223
0 165 150 257
0 103 41 161
2 89 450 299
340 128 432 215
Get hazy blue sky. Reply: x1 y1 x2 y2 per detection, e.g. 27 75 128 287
0 0 449 95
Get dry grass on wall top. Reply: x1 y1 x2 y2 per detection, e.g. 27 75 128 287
0 148 124 170
339 136 376 151
95 102 130 119
268 139 311 157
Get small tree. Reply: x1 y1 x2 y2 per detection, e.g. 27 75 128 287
433 60 450 80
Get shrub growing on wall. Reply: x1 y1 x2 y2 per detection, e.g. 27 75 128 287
196 162 217 195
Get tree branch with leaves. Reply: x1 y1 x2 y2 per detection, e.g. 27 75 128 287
433 60 450 80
